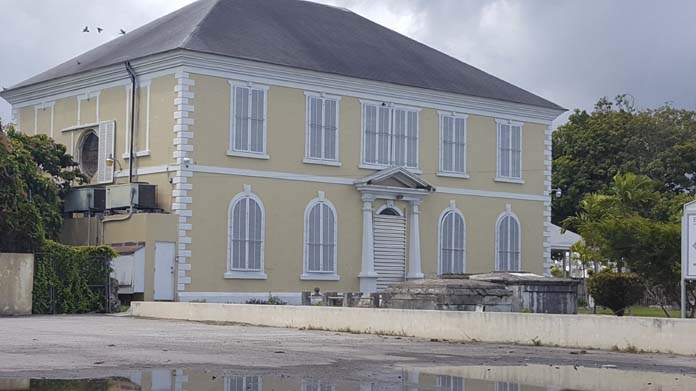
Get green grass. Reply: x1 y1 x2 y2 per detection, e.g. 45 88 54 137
577 306 680 318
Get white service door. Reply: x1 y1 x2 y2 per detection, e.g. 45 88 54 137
153 242 175 301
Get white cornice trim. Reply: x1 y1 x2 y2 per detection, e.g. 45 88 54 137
3 50 565 124
103 162 549 202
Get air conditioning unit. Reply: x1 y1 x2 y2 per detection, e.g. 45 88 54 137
106 183 157 210
63 187 106 213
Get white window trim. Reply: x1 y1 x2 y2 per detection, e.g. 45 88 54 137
438 111 468 177
437 201 466 275
33 101 55 136
359 99 421 171
304 91 341 165
494 206 522 272
302 192 339 281
495 118 524 183
224 375 262 391
227 81 270 158
225 185 267 280
75 128 99 180
122 82 152 159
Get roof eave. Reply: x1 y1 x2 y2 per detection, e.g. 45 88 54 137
3 49 566 125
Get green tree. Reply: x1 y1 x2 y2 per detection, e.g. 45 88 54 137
552 96 696 226
0 121 85 252
565 173 692 316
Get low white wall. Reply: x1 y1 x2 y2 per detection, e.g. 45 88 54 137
131 302 696 355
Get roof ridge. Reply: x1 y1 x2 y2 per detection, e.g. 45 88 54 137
179 0 221 49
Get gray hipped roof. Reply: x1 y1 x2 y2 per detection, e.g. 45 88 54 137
9 0 563 110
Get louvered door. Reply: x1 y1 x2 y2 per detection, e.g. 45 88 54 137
373 214 407 291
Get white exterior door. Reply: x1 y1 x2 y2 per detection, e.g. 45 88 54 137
153 242 175 301
373 212 407 291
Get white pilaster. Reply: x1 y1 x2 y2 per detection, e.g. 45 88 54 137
171 69 195 294
406 200 424 279
543 124 553 276
359 194 378 293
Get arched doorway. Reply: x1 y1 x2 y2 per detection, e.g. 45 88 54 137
373 203 407 290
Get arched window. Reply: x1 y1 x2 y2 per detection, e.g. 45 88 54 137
227 187 265 274
439 205 466 274
496 211 521 271
304 194 337 277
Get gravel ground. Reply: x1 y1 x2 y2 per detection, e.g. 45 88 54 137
0 314 694 381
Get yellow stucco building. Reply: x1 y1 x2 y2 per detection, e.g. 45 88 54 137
0 0 564 303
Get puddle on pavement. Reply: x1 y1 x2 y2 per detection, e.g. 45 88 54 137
0 364 694 390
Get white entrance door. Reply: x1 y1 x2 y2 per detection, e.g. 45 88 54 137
153 242 175 301
373 210 407 291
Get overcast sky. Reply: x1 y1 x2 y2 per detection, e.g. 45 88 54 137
2 0 695 127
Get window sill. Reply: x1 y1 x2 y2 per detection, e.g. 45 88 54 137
303 158 342 167
494 177 525 184
226 150 270 160
359 163 422 174
224 271 268 280
437 171 469 179
301 272 340 281
122 150 151 159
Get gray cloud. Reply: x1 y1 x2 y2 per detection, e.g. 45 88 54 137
2 0 696 127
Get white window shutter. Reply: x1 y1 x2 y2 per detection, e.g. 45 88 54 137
97 120 115 184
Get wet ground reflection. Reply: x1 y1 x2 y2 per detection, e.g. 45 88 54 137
0 365 694 390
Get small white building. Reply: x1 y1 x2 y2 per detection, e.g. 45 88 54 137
550 224 585 278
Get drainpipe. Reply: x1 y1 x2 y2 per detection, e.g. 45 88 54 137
125 61 137 183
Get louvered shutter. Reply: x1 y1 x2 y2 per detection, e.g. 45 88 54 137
323 99 337 160
97 120 115 184
250 89 265 153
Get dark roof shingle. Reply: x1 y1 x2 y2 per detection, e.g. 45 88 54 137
9 0 562 110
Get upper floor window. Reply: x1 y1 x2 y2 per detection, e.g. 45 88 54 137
439 112 468 176
439 204 466 274
496 119 523 181
225 376 261 391
361 102 419 170
228 82 268 159
494 383 520 391
303 192 339 280
226 185 267 280
305 93 340 165
302 379 335 391
495 208 521 272
436 376 464 391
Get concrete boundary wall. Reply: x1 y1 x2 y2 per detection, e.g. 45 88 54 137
0 253 34 316
131 302 696 355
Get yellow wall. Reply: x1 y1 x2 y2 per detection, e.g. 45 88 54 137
14 68 549 296
60 212 178 301
183 72 546 293
187 173 544 293
190 73 547 196
16 75 176 190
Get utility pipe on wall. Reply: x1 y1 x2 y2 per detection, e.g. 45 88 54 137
125 61 137 183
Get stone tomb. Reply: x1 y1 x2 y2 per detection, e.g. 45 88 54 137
381 277 513 312
471 272 578 314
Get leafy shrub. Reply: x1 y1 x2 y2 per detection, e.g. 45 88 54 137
245 294 287 305
33 240 116 314
550 266 563 278
587 270 643 316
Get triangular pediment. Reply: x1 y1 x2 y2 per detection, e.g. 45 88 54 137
354 167 434 191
